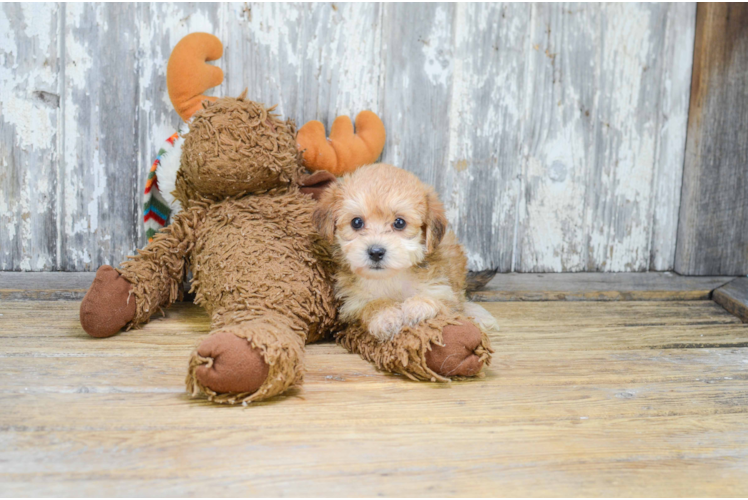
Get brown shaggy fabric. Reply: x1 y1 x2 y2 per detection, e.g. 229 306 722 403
120 189 339 404
187 313 307 404
108 96 339 403
177 92 301 204
425 321 485 377
119 204 203 326
79 265 137 338
192 329 270 394
337 313 493 383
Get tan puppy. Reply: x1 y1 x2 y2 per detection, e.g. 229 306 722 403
314 163 498 342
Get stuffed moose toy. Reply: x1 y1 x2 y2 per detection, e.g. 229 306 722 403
79 33 492 404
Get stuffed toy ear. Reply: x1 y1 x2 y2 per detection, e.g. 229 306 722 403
297 111 386 176
167 33 224 122
299 171 337 201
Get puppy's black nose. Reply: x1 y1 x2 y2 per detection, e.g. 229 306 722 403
368 246 386 262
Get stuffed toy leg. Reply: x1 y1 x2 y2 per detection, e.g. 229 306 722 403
338 313 494 382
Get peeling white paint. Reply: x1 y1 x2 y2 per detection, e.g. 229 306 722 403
19 256 30 271
64 6 93 89
0 7 55 152
421 6 452 88
21 3 52 48
1 3 60 270
4 96 55 151
0 8 18 63
35 254 49 269
1 3 697 271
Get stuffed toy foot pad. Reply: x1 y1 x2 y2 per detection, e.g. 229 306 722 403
337 313 493 382
80 265 137 338
425 321 484 377
193 330 270 394
187 319 306 404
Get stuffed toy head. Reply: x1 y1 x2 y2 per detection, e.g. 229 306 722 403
175 95 302 206
147 32 386 226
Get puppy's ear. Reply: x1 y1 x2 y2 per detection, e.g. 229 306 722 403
312 183 342 243
424 190 447 254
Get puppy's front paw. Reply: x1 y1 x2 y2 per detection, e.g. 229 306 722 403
368 307 405 342
401 296 440 327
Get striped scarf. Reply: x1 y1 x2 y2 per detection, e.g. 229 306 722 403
143 131 180 243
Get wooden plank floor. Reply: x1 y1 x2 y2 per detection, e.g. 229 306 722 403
1 300 748 496
470 272 735 301
1 272 737 302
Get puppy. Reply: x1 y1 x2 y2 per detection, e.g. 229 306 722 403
313 163 498 342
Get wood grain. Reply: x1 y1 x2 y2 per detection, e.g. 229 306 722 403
675 3 748 275
1 299 747 496
0 3 61 271
470 272 736 302
1 3 698 272
516 3 695 273
56 4 143 271
0 272 93 300
714 277 748 323
439 3 528 272
1 271 737 302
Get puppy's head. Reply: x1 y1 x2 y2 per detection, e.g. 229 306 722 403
313 163 447 279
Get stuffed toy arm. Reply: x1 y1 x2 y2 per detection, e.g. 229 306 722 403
80 207 201 338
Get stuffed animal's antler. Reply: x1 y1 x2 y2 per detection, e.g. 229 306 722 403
167 33 224 122
297 111 386 176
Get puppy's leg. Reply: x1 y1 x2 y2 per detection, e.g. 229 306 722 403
361 299 405 342
401 295 443 327
462 301 500 335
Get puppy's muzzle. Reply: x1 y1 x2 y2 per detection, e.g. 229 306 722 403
367 246 386 263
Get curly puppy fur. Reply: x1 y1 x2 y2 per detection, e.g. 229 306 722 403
314 164 496 378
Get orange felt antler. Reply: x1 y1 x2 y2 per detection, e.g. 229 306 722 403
167 33 224 122
297 111 386 176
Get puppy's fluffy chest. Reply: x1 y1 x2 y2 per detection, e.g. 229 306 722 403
341 269 454 304
354 273 420 302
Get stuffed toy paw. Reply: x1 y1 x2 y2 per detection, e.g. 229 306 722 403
425 321 487 377
190 329 271 395
337 313 493 382
80 265 136 338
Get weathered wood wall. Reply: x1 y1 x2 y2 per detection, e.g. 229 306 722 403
1 3 698 272
675 3 748 276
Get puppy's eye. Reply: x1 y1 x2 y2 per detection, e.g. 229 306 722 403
351 217 364 230
393 218 406 230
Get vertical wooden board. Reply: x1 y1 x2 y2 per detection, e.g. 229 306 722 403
517 3 694 272
590 3 672 272
0 4 60 270
378 3 455 187
675 4 748 276
136 3 220 248
59 4 140 270
516 3 603 272
218 3 383 130
649 3 695 271
442 3 530 271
